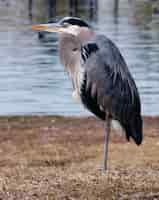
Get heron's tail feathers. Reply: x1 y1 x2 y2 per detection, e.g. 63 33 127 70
124 114 143 145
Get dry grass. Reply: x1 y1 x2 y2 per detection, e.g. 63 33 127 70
0 116 159 199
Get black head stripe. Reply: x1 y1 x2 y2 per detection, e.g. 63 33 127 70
59 17 90 28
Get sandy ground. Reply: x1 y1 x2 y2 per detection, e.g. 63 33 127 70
0 115 158 199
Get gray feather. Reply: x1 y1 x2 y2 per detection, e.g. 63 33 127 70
80 35 142 143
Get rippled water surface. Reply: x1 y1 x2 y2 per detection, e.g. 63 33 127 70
0 0 159 116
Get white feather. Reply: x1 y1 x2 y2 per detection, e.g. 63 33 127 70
111 120 124 136
64 25 80 36
69 61 84 103
72 90 80 102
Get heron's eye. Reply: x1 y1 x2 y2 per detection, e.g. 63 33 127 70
72 47 78 51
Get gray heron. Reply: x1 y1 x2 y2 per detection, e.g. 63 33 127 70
32 17 143 171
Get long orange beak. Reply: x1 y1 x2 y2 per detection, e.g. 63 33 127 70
32 23 64 33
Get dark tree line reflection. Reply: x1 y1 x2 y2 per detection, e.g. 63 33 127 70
28 0 98 22
27 0 159 25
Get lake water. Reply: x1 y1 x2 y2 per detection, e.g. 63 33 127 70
0 0 159 116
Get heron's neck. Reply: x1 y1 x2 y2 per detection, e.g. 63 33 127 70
77 29 95 43
59 33 81 71
58 29 95 71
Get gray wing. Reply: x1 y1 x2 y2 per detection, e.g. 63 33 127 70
80 35 142 144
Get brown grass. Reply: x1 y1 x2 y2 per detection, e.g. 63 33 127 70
0 115 159 199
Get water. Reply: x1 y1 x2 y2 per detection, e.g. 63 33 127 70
0 0 159 116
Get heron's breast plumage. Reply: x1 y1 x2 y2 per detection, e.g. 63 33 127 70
71 61 85 101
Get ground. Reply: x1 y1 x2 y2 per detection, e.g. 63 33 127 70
0 116 159 200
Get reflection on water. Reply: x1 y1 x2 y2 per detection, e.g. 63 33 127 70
0 0 159 116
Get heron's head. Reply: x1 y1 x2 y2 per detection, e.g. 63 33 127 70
32 17 91 36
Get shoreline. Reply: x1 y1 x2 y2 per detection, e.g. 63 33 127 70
0 114 158 135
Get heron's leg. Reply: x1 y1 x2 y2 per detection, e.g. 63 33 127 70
103 115 111 171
